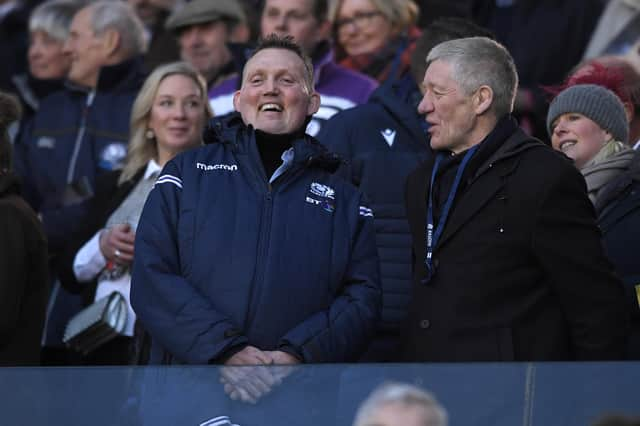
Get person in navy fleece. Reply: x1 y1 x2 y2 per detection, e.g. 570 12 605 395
131 35 380 402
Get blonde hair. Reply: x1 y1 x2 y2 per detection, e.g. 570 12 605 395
119 62 212 184
329 0 418 33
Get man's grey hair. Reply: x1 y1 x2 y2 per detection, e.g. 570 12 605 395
29 0 86 42
87 1 147 57
427 36 518 118
353 382 448 426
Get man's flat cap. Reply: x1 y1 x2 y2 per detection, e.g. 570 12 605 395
165 0 247 32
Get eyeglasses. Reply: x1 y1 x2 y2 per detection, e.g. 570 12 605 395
335 11 383 37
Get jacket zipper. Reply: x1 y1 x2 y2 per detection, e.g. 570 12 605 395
243 166 304 330
66 91 95 184
244 186 273 329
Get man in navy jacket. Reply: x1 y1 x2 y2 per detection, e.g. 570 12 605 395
15 1 147 252
13 0 147 363
131 35 380 375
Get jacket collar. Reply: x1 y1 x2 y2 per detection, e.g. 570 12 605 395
472 117 545 181
65 55 146 94
205 113 341 173
368 74 426 147
10 73 63 111
595 150 640 214
436 121 547 249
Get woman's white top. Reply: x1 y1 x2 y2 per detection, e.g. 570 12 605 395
73 159 161 336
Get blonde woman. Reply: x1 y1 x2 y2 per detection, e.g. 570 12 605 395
330 0 420 83
64 62 211 364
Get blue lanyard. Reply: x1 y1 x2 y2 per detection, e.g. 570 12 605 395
424 145 478 283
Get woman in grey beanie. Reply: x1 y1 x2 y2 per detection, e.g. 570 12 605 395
547 83 634 203
548 82 640 360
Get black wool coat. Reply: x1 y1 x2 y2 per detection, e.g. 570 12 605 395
0 173 48 365
402 127 629 362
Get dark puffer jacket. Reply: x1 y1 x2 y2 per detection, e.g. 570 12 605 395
317 76 431 360
13 57 146 253
596 152 640 359
131 115 381 364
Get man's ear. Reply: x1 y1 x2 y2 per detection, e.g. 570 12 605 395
475 85 493 115
307 92 321 115
232 90 241 112
101 28 121 60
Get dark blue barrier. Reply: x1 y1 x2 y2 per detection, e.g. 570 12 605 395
0 363 638 425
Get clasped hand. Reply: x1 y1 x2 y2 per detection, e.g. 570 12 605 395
220 346 300 404
99 223 135 266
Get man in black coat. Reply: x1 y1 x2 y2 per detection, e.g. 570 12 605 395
403 36 628 362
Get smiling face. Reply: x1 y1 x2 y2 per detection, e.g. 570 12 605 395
64 7 109 87
551 112 611 169
335 0 395 57
233 47 320 134
28 30 70 79
147 74 207 159
418 60 479 153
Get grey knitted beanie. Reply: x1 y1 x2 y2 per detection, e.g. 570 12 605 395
546 84 628 143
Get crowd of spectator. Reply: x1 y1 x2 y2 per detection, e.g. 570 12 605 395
0 0 639 379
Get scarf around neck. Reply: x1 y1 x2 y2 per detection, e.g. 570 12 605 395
581 140 635 204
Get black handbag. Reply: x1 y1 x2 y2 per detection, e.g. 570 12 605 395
63 291 127 355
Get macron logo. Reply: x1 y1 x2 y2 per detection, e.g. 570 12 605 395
196 162 238 171
381 128 396 147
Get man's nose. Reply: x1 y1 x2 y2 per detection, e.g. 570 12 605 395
28 45 40 59
183 28 201 46
273 14 288 31
263 78 279 94
62 39 72 54
417 94 433 115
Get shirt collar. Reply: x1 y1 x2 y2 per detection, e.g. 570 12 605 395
269 148 295 184
144 158 162 180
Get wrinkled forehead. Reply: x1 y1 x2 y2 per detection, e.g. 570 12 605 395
242 48 306 81
71 6 94 32
423 59 456 87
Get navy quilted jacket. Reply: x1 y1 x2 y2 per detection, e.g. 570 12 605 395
131 116 381 364
317 77 431 359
